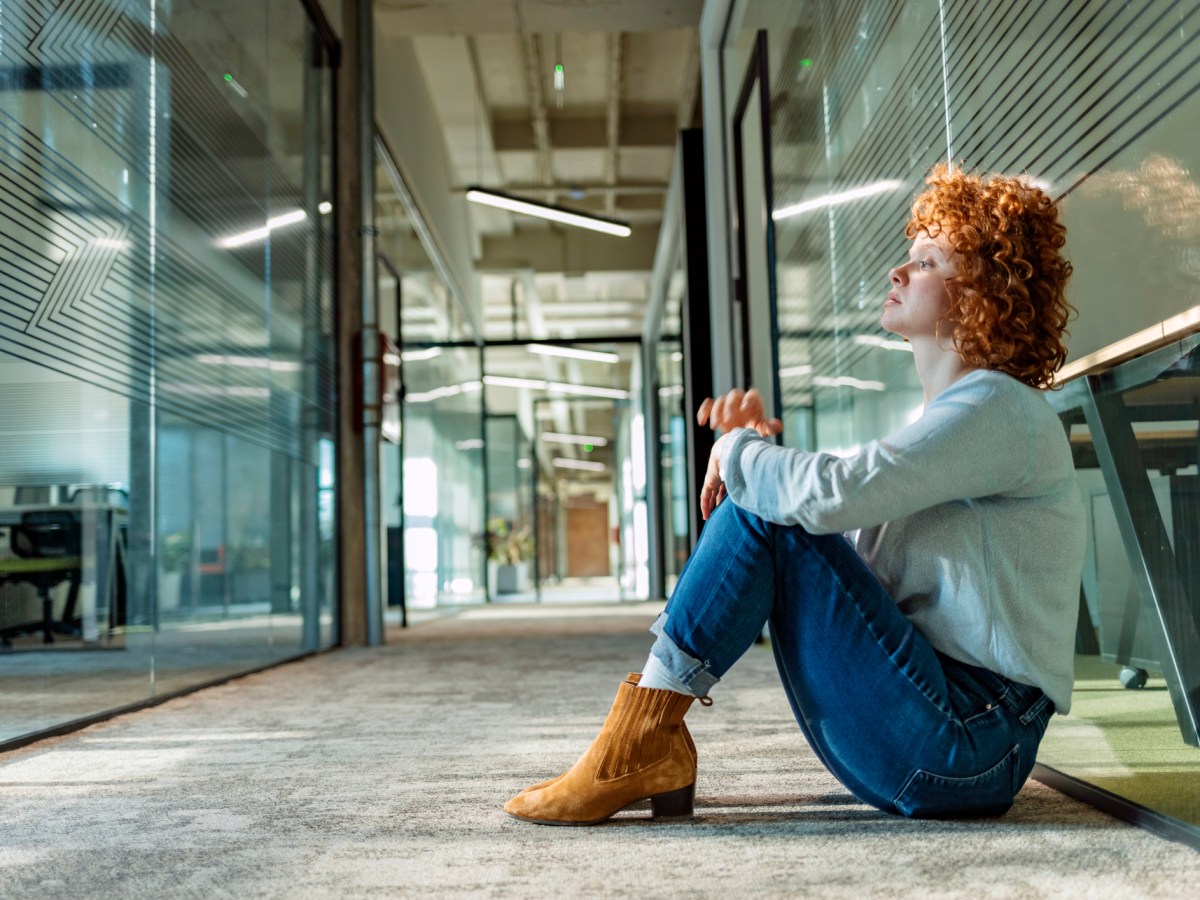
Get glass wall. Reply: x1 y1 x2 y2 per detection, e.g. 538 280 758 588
376 145 486 611
656 337 689 594
0 0 338 745
481 340 640 600
720 0 1200 835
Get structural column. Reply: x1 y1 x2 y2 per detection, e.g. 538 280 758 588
336 0 382 645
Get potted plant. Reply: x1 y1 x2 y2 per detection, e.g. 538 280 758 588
157 531 192 611
229 542 272 605
482 518 534 594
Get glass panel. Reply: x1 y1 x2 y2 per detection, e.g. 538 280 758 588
484 416 534 599
733 0 936 456
377 139 486 612
737 0 1200 831
934 0 1200 831
482 342 638 600
656 338 688 593
0 0 337 746
1044 348 1200 828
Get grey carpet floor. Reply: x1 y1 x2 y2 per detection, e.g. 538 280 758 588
2 601 1199 898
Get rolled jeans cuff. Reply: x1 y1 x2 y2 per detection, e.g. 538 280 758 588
649 612 720 698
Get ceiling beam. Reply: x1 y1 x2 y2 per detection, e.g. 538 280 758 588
513 1 554 200
605 32 623 216
493 113 677 151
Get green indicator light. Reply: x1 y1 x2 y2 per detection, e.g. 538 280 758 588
224 73 233 81
583 444 593 453
800 58 813 68
555 64 563 73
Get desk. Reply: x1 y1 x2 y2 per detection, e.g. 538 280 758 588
1051 335 1200 747
0 503 127 644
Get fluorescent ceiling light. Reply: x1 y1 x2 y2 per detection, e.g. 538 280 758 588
658 385 684 397
92 237 130 250
401 347 442 362
482 375 630 400
455 439 484 450
484 301 640 317
318 201 333 215
466 186 632 237
483 375 547 390
553 458 607 472
773 180 904 220
194 354 302 372
853 334 913 352
161 384 269 399
543 432 609 447
550 319 637 332
219 209 308 248
812 375 887 391
406 380 483 404
547 381 628 399
526 343 620 364
778 364 813 378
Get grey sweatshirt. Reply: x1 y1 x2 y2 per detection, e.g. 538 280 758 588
719 368 1086 713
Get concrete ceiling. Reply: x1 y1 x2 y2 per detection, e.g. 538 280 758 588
377 0 702 345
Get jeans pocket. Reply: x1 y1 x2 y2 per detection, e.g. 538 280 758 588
893 744 1020 819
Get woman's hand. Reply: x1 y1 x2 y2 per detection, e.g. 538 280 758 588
696 387 782 438
700 433 729 520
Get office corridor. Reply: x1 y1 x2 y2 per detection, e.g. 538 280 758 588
1 602 1198 898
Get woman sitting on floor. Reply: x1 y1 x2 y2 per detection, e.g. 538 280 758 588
505 163 1084 825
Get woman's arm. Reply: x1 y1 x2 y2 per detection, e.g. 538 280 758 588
719 374 1035 534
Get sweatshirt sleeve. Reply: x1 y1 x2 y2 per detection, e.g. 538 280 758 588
718 374 1035 534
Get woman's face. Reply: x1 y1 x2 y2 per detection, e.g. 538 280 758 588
882 231 956 342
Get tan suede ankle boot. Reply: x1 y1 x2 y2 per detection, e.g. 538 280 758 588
514 674 698 797
504 673 704 826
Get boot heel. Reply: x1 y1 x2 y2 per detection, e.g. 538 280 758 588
650 783 695 819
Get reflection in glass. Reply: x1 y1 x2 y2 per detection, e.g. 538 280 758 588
0 0 338 746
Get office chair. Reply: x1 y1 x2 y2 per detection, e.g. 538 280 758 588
0 510 82 647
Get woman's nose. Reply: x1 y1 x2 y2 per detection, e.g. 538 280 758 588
889 265 904 285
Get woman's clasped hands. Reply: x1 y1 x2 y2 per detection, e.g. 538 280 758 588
696 387 782 520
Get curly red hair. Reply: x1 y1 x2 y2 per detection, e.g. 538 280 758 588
906 164 1074 389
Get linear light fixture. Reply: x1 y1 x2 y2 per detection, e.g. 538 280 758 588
853 334 913 352
773 180 904 221
553 458 607 472
813 375 887 391
406 380 483 404
92 237 131 251
401 347 443 362
482 375 629 400
778 364 813 378
466 186 632 237
527 343 620 364
194 353 302 372
219 209 307 248
542 432 609 447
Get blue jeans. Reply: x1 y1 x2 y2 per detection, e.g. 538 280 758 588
650 499 1054 818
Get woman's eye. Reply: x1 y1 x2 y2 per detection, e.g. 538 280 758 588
919 260 933 270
